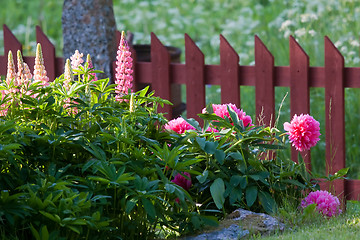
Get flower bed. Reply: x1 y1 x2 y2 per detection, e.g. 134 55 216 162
0 32 342 239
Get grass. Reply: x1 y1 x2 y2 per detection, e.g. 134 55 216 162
1 0 360 178
254 201 360 240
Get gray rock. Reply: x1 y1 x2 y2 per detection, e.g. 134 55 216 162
62 0 117 81
182 224 249 240
181 208 285 240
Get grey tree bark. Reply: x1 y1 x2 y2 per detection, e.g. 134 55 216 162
62 0 117 81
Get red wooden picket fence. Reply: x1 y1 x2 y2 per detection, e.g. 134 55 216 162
1 24 359 205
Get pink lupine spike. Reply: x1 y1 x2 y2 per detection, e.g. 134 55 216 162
86 54 97 81
33 43 49 85
23 62 32 82
16 50 25 86
115 31 133 101
63 59 73 90
70 50 84 71
6 51 16 85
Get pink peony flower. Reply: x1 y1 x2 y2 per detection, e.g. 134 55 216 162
284 114 320 151
172 172 192 191
33 43 49 85
301 190 342 217
115 31 133 101
164 117 196 134
202 103 253 127
70 50 84 71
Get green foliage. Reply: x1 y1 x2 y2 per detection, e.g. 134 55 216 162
0 57 320 239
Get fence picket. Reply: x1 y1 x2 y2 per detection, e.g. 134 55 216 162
3 24 22 65
220 35 240 106
185 34 205 123
254 35 275 127
324 36 345 204
151 33 172 119
289 36 311 167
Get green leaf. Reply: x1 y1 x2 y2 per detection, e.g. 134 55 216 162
210 178 225 209
246 186 258 207
30 224 41 240
204 141 218 154
332 167 349 180
125 198 137 214
230 175 242 187
196 170 209 184
185 118 202 131
67 225 81 235
142 198 156 220
39 211 61 223
302 203 317 220
196 137 206 150
229 188 242 205
214 149 225 164
258 191 277 214
239 176 247 189
165 183 176 193
41 225 49 240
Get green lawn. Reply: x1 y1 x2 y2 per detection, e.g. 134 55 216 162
255 201 360 240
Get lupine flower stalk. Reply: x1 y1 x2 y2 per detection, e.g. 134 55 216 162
0 51 17 116
86 54 97 82
115 31 133 101
70 50 84 71
6 51 16 85
33 43 49 86
16 50 32 95
63 59 73 90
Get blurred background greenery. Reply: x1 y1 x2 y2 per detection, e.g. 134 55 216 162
1 0 360 178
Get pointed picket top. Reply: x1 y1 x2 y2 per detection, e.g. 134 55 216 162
254 35 275 127
36 26 56 81
325 36 344 67
185 33 205 122
220 34 240 106
185 33 204 60
289 35 311 167
151 32 170 63
255 35 274 63
3 24 22 67
151 32 172 119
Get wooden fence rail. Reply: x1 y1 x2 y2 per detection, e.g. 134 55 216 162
1 24 360 204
